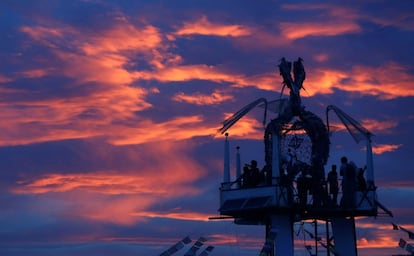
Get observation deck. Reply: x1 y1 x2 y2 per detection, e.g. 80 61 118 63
219 176 378 223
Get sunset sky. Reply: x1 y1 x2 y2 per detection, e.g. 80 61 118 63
1 1 414 255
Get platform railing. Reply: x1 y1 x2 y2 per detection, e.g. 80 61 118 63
219 177 377 214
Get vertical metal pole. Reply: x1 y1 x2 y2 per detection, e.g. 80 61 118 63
223 133 230 188
266 224 275 256
271 132 280 185
326 220 331 256
236 146 241 183
314 219 318 256
331 217 358 256
366 137 375 189
271 215 294 256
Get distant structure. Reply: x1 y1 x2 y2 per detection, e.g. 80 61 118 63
216 58 391 256
159 236 214 256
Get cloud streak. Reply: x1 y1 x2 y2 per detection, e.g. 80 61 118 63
174 16 251 37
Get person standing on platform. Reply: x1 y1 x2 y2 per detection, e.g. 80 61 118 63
327 164 339 206
339 156 356 208
249 160 260 186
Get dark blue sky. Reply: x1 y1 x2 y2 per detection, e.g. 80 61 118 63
0 1 413 255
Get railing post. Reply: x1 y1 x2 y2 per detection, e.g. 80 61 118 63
223 133 230 188
236 146 241 188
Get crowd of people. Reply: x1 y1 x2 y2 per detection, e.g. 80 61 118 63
237 155 368 209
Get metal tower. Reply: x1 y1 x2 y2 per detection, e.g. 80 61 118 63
216 58 389 255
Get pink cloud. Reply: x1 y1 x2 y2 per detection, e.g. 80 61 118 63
16 68 50 78
81 24 162 55
19 22 177 85
0 74 14 83
0 83 152 146
174 16 251 37
135 65 280 92
108 115 217 145
279 4 362 40
172 90 234 105
306 63 414 99
10 141 209 225
133 210 213 222
215 114 264 140
361 119 398 134
373 144 402 154
279 21 361 40
346 63 414 99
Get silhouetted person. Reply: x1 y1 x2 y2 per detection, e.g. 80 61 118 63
311 164 328 207
261 164 272 185
357 167 367 191
280 169 294 203
339 156 356 208
241 165 252 187
327 164 339 206
249 160 261 186
296 168 312 206
281 149 295 178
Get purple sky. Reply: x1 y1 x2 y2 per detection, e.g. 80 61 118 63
1 1 414 255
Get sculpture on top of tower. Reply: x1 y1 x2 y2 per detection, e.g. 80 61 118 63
278 57 305 117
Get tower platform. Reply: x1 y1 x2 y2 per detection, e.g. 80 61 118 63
219 182 377 223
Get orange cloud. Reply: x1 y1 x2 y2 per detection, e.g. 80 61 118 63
108 115 217 145
20 25 66 49
282 3 359 19
81 24 162 55
19 23 270 92
13 19 410 151
21 25 64 40
373 144 402 154
172 90 234 105
355 221 404 250
12 145 205 195
0 83 152 146
302 68 348 96
0 90 221 146
135 65 279 92
327 119 401 153
17 68 50 78
214 234 262 249
280 21 361 40
55 51 137 85
12 22 246 147
174 16 251 37
231 26 292 51
278 4 362 40
361 119 398 134
10 141 209 225
14 173 162 195
208 233 239 245
313 53 330 63
215 113 265 140
346 63 414 99
73 194 156 225
19 22 178 85
357 235 397 249
326 118 397 135
135 64 244 84
306 63 414 99
134 210 213 222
